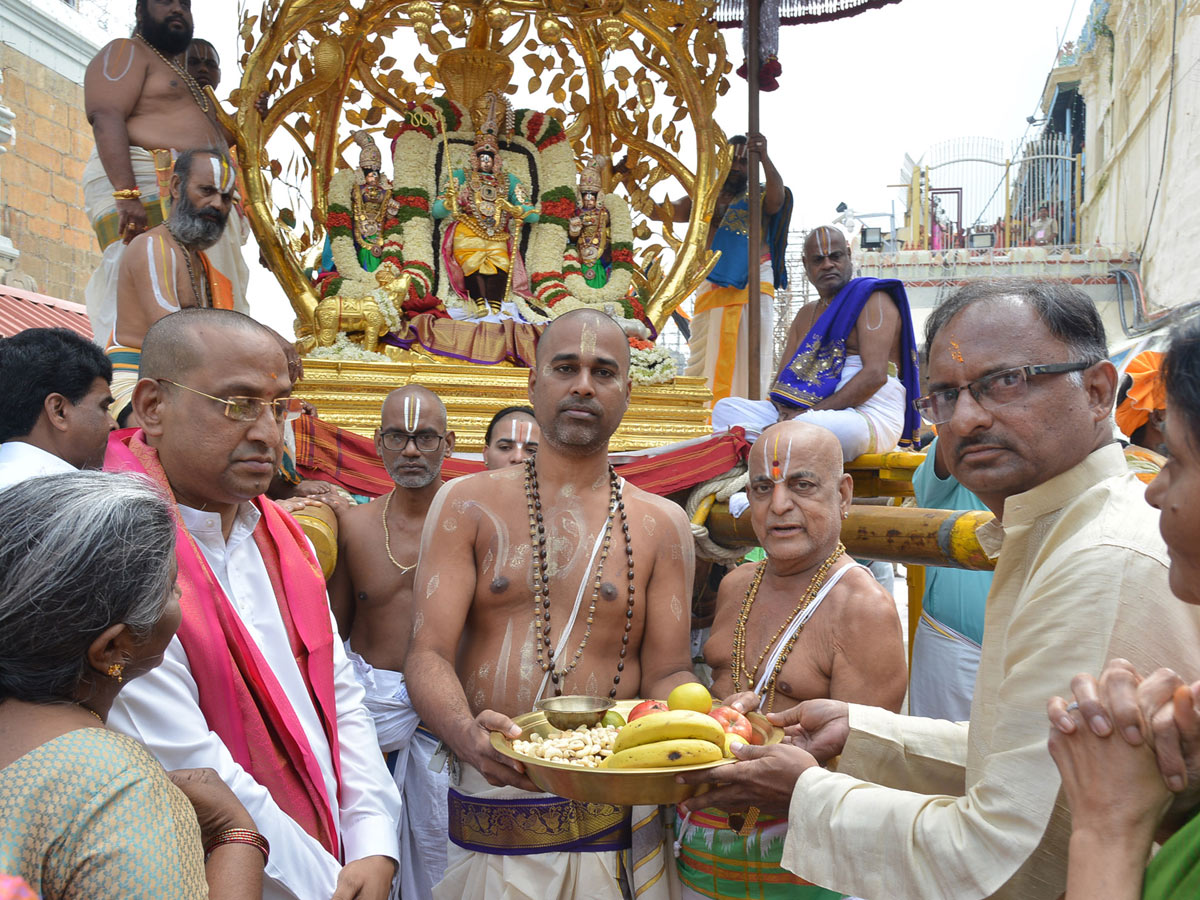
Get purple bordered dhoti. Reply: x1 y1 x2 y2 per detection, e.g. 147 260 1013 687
447 788 632 855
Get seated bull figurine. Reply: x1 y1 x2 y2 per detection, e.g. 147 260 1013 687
314 293 388 353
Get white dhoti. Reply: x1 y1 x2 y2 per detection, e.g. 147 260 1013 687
437 763 678 900
685 260 775 403
907 612 982 722
83 147 250 345
712 354 906 461
346 646 448 900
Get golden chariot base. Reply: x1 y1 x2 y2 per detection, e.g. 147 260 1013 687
295 357 714 453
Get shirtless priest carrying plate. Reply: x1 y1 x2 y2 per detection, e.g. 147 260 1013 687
407 309 700 899
713 225 922 461
677 420 908 899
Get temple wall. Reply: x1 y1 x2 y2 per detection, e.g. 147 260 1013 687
1074 0 1200 309
0 0 113 301
0 44 99 302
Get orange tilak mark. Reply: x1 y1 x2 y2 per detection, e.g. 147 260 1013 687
949 340 964 364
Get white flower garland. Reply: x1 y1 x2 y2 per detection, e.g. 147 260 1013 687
630 344 677 386
392 125 440 303
562 194 634 307
307 332 392 362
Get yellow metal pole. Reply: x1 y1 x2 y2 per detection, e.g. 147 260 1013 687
1080 152 1089 243
906 565 925 669
706 505 997 570
921 167 929 250
1004 160 1011 248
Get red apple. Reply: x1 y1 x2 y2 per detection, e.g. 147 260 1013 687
628 699 669 721
710 706 755 744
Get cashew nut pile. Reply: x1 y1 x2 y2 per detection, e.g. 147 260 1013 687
511 724 619 768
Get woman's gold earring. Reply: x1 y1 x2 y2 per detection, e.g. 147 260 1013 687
106 663 125 683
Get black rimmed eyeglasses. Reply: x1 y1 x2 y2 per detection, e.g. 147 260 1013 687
915 361 1093 425
379 431 445 452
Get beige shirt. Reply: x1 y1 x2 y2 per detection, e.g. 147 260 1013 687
781 443 1200 899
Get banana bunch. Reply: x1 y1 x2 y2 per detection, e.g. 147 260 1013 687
601 710 726 770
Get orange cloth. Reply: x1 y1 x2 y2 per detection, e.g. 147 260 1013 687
198 252 235 310
1115 350 1167 438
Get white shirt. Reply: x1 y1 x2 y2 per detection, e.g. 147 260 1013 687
0 441 75 490
108 501 401 900
780 445 1200 899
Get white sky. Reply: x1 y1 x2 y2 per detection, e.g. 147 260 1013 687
183 0 1086 333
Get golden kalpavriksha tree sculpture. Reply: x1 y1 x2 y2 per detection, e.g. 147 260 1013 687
222 0 734 364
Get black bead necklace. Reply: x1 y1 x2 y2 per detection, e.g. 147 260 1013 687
524 458 636 698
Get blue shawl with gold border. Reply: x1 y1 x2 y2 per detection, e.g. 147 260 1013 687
769 277 921 448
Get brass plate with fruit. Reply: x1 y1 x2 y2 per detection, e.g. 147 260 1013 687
490 697 782 806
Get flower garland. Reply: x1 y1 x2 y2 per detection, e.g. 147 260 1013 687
630 343 677 386
562 195 635 311
307 332 393 362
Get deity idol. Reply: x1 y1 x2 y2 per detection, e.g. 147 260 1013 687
349 130 400 271
567 156 610 288
432 92 540 317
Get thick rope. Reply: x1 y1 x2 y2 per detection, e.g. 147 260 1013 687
685 464 752 562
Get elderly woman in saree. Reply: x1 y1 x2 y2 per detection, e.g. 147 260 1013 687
0 471 265 899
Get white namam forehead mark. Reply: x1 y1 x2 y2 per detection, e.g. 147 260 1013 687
425 572 440 598
766 432 794 484
442 518 458 532
210 155 235 194
412 610 425 635
402 395 422 433
508 418 535 446
670 594 683 622
813 226 837 257
642 513 656 536
580 322 597 358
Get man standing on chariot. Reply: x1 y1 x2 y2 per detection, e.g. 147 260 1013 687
82 0 250 344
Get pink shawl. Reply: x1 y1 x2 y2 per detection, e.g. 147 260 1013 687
106 429 343 858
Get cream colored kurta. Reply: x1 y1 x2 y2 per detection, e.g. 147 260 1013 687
781 443 1200 900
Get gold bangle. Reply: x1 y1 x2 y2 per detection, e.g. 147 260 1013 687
203 827 270 865
112 188 142 200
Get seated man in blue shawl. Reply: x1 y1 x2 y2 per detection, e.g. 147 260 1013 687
661 133 791 401
714 225 921 461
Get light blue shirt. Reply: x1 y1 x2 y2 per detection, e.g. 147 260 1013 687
911 437 994 644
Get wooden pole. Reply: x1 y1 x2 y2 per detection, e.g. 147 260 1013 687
746 0 763 400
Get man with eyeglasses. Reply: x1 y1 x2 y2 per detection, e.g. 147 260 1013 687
105 309 403 900
712 225 923 462
328 384 455 900
678 280 1200 899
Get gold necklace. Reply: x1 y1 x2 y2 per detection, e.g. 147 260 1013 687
136 33 211 114
381 491 417 574
80 705 104 724
164 225 208 308
731 542 847 712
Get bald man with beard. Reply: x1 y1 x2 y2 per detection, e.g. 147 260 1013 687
713 225 923 462
329 384 455 900
676 420 906 899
